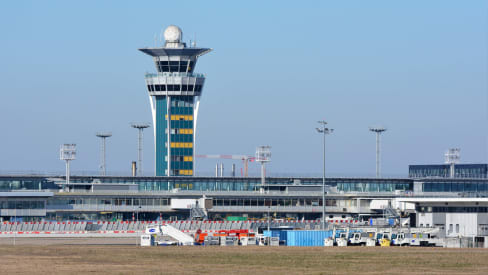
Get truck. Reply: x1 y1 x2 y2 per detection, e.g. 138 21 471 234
349 231 376 246
391 232 427 246
375 230 392 246
391 228 443 247
335 232 348 246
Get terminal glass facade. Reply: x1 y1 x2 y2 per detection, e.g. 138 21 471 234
422 179 488 193
3 176 488 195
334 179 412 192
0 177 57 191
409 164 488 179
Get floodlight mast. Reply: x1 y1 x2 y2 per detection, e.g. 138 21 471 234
60 144 76 192
255 146 271 186
131 123 150 176
445 148 460 178
316 120 333 230
96 132 112 176
369 127 387 178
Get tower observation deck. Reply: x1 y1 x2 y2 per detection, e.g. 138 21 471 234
139 25 212 176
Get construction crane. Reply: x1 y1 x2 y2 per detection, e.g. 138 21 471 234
195 155 255 177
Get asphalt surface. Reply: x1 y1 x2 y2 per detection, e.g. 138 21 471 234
0 237 139 246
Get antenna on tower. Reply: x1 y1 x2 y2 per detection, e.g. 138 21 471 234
445 148 460 178
96 132 112 176
192 32 197 47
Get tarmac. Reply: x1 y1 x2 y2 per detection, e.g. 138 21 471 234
0 237 139 246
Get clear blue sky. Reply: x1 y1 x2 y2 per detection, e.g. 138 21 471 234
0 1 486 177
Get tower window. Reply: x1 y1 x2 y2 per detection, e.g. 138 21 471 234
167 85 181 91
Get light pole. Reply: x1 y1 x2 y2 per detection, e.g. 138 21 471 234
316 120 333 230
13 207 16 246
131 123 150 176
255 146 271 186
267 205 271 246
96 132 112 176
445 148 460 178
60 144 76 192
369 127 386 178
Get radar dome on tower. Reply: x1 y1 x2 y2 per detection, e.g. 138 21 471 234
164 25 182 42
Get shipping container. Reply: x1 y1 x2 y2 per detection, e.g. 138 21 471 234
285 230 333 246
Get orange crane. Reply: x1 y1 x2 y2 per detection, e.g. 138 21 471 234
195 155 255 177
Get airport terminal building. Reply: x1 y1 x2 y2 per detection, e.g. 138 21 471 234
1 173 487 222
2 25 487 242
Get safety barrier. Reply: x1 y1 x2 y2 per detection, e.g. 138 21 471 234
0 220 326 233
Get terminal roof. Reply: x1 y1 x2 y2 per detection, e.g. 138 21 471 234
0 191 53 197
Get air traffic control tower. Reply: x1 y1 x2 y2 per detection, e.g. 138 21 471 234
139 25 211 176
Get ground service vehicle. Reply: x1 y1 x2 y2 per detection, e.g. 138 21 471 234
349 231 376 246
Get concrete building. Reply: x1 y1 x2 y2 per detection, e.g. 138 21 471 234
399 198 488 237
1 175 487 223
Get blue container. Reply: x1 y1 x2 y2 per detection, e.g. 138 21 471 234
263 230 282 238
285 230 333 246
279 231 288 244
388 219 395 226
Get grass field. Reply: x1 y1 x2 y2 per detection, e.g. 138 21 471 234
1 245 488 274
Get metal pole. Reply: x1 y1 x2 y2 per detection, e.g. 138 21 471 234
13 207 16 246
370 127 385 178
135 207 138 246
322 130 326 230
138 128 144 176
66 160 70 192
101 137 106 176
317 121 332 230
261 163 266 186
267 206 270 246
357 198 360 222
376 132 381 178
